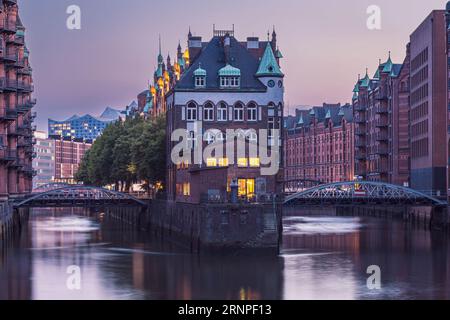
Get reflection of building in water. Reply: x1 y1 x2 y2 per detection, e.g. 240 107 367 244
100 216 283 300
0 220 32 300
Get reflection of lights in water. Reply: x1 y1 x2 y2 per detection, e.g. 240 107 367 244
283 217 362 235
34 216 100 233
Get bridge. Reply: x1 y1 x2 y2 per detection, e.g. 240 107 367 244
283 178 324 194
14 185 147 208
284 181 447 206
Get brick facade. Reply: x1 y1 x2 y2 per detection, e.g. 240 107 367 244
0 0 35 201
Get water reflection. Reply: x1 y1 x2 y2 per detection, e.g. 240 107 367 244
0 208 450 300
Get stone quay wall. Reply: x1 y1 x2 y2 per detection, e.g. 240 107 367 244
0 202 29 242
106 200 283 254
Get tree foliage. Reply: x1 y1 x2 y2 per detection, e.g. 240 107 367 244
75 115 166 193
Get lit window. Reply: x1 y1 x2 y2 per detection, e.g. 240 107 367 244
249 158 260 167
183 183 190 196
218 158 229 167
206 158 217 167
238 158 248 167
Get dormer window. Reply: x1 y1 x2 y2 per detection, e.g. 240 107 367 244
218 64 241 89
193 65 206 88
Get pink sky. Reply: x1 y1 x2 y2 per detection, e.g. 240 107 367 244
20 0 449 129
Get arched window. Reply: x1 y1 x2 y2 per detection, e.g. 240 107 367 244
203 102 214 121
247 102 257 121
234 102 244 121
187 102 197 121
217 102 228 121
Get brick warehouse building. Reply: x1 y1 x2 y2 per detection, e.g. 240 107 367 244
284 103 355 184
408 9 447 198
51 135 92 185
165 28 284 204
352 51 410 187
0 0 35 201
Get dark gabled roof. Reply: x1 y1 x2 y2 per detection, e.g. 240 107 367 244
174 36 267 91
286 104 353 131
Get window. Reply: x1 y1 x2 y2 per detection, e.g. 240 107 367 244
195 76 206 88
220 76 240 88
218 158 229 167
187 102 197 121
203 102 214 121
249 158 260 167
217 102 228 121
183 183 191 196
206 158 217 167
247 103 257 121
234 103 244 121
238 158 248 167
238 179 255 199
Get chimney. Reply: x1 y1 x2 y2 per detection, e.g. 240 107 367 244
188 35 202 63
224 34 231 64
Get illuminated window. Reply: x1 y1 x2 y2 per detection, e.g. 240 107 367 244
238 158 248 167
238 179 255 198
183 183 190 196
218 158 229 167
206 158 217 167
249 158 260 167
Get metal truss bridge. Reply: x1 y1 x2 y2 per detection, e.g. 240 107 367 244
15 185 147 208
284 181 447 206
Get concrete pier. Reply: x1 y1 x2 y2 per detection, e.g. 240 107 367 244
0 202 29 242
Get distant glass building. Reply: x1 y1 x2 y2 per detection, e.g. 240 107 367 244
48 107 125 140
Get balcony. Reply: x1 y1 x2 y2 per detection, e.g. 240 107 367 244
375 118 388 128
17 81 33 92
355 139 366 148
354 115 366 124
355 150 366 160
375 132 389 141
3 52 17 63
375 105 388 114
4 79 17 91
373 145 389 155
0 106 18 121
0 19 16 34
0 148 17 162
354 105 366 112
355 128 366 136
375 90 389 101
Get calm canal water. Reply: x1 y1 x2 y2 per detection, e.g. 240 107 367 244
1 207 450 300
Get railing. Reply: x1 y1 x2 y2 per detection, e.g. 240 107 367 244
373 145 388 155
355 151 366 160
375 105 388 114
375 118 388 127
355 139 366 148
354 105 366 112
354 115 366 124
355 128 366 136
0 148 17 161
375 132 389 141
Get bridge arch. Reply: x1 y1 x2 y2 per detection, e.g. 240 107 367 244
284 181 446 206
15 186 147 208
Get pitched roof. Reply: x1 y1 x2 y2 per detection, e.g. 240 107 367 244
174 36 266 91
256 43 284 77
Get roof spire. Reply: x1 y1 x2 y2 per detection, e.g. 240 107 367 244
188 26 192 38
159 35 162 55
